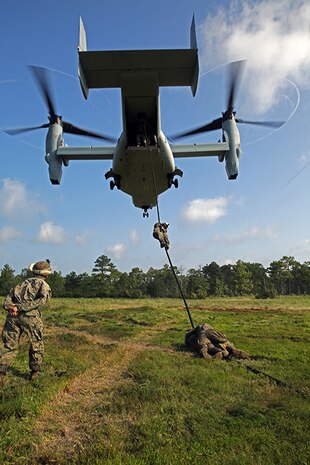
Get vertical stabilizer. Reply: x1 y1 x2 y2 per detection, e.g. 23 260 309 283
78 17 89 99
190 15 197 50
78 17 87 52
190 15 199 97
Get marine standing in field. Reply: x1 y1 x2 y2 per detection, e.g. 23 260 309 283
0 260 52 381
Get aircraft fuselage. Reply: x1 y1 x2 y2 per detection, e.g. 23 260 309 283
111 129 177 210
105 74 181 211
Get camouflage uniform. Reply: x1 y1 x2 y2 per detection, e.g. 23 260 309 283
153 222 170 250
0 264 51 375
185 323 249 360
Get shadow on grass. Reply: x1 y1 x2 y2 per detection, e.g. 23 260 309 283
171 343 198 355
8 367 29 380
250 354 280 362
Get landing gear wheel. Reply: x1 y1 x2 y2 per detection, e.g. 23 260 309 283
110 180 115 190
168 177 179 188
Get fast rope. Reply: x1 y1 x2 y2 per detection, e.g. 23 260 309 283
147 135 161 224
145 127 195 329
143 126 309 398
144 131 309 397
231 359 309 399
165 249 195 329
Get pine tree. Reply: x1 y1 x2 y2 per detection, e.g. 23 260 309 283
0 264 16 295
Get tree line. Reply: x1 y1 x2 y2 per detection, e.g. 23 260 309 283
0 255 310 299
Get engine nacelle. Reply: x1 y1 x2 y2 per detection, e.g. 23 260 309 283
45 123 64 184
222 118 241 180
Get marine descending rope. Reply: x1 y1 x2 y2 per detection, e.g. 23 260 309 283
145 132 195 329
145 128 309 399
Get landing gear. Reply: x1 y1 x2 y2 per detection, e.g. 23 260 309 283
105 170 121 190
167 169 182 189
109 178 121 190
168 177 179 188
142 207 149 218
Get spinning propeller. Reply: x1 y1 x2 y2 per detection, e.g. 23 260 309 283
172 60 284 140
5 66 116 142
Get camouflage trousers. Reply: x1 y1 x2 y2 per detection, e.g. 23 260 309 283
0 312 44 372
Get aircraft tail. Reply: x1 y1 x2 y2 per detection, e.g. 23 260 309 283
77 17 199 99
78 17 89 99
190 15 199 96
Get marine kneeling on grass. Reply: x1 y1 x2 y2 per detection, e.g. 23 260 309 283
0 260 52 381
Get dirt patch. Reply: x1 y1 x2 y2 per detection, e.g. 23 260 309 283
46 325 190 356
32 324 189 463
32 337 146 462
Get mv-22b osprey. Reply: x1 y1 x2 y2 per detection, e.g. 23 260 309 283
7 17 283 217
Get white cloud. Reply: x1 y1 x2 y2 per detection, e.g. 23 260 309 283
37 221 66 244
212 226 277 244
129 229 139 244
0 178 46 219
107 243 126 260
181 197 229 223
289 239 310 257
297 152 310 167
0 225 22 242
200 0 310 113
298 155 308 165
75 231 92 247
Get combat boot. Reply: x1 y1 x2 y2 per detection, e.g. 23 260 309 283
29 370 40 381
231 348 249 359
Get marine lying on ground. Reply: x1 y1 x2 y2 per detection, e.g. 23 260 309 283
185 323 249 360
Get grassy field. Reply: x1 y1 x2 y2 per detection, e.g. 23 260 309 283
0 296 309 465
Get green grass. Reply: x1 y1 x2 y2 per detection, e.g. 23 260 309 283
0 297 309 465
78 352 309 465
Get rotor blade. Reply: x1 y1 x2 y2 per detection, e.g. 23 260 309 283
29 65 57 117
171 117 223 140
62 121 116 142
235 118 285 128
227 60 246 114
4 123 49 135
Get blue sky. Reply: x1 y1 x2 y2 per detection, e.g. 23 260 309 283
0 0 309 275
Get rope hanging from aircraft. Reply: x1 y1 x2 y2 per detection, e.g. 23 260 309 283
145 127 195 329
147 136 162 224
164 248 195 329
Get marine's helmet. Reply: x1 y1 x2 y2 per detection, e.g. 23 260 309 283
28 260 52 276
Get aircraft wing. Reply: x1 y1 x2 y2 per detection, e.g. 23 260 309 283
56 146 114 160
171 142 229 158
57 143 228 160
